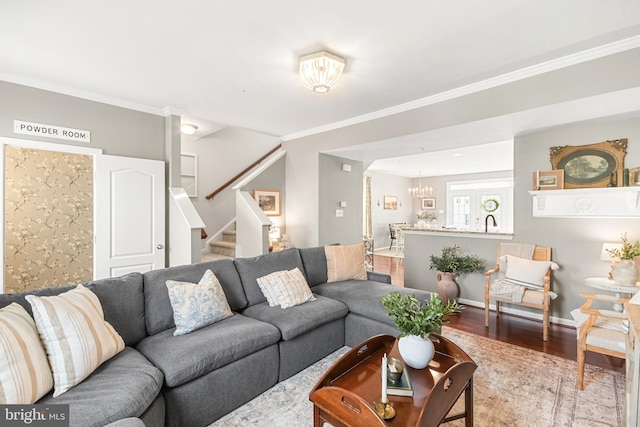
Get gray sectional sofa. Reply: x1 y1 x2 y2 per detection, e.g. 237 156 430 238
0 246 433 427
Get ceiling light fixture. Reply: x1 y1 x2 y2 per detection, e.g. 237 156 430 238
299 51 345 93
181 123 198 135
408 171 433 199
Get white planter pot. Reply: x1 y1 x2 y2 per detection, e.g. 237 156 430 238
612 260 639 286
398 334 435 369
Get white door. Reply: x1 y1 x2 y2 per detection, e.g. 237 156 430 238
95 155 165 279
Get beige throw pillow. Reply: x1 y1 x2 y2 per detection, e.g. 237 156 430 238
0 303 53 404
325 243 367 283
256 268 316 309
503 255 557 288
26 285 125 397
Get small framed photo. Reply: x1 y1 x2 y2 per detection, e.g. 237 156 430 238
383 195 397 210
532 170 564 190
253 189 281 216
421 197 436 210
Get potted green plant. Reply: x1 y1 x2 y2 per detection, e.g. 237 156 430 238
428 245 484 303
379 291 461 368
606 233 640 286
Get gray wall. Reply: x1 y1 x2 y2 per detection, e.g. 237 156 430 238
319 154 363 245
0 81 165 159
241 156 287 235
405 114 640 322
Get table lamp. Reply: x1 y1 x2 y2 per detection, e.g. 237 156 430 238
600 242 623 280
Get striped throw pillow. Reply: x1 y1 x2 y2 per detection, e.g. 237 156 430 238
26 285 125 397
0 303 53 404
325 243 367 283
256 268 316 309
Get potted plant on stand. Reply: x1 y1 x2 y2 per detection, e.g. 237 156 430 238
429 245 484 303
606 233 640 286
379 291 461 369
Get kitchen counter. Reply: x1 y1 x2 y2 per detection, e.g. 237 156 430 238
403 227 513 240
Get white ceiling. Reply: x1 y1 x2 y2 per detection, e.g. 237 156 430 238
2 1 640 177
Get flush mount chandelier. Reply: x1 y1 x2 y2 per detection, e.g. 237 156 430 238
181 123 198 135
299 51 345 93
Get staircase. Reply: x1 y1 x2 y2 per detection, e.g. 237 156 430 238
208 229 236 259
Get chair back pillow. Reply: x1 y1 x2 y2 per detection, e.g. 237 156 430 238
503 255 556 288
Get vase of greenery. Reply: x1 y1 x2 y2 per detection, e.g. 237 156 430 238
380 291 461 368
417 210 437 228
607 233 640 286
429 245 484 303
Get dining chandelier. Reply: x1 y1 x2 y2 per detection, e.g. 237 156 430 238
299 51 345 93
408 172 433 198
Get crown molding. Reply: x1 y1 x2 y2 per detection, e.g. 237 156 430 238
0 71 166 116
283 35 640 142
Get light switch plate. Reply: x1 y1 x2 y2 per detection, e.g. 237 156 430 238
340 201 347 208
335 209 344 217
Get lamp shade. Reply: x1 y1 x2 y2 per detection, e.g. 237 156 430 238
299 51 345 93
600 243 623 261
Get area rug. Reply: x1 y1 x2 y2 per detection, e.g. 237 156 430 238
210 327 624 427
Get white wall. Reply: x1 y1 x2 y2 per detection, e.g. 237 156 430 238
181 127 281 244
367 171 414 250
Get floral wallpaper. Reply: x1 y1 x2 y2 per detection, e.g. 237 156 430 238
4 146 93 293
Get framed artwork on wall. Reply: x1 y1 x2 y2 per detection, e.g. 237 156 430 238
421 198 436 210
253 189 280 216
532 170 564 190
550 139 627 188
383 195 397 210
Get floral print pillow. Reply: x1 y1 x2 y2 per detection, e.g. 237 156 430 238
166 269 233 336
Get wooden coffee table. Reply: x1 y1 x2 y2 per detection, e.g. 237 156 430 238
309 334 477 427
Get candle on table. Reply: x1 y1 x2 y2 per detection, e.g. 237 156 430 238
381 353 388 404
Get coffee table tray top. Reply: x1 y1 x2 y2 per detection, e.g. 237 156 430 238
309 334 477 427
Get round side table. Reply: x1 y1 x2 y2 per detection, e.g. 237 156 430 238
585 277 640 312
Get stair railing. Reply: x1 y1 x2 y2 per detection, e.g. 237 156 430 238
205 144 282 200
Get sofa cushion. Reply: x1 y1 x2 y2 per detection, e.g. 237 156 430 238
256 267 316 309
26 285 125 397
0 273 146 347
313 280 434 325
38 347 163 427
299 246 329 286
166 269 233 336
136 314 280 388
234 249 306 306
241 295 348 340
143 259 247 336
325 243 367 282
0 303 53 404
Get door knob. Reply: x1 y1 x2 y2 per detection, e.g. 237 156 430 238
157 244 164 250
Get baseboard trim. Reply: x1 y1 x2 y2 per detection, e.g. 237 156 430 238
457 298 576 328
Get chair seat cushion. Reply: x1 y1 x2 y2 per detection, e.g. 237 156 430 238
586 328 626 353
136 314 280 387
241 295 347 340
38 347 163 427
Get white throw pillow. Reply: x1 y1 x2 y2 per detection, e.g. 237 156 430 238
26 285 125 397
325 243 367 283
256 268 316 309
503 255 555 288
166 269 233 336
0 303 53 404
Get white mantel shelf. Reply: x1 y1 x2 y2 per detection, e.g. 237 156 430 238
529 186 640 218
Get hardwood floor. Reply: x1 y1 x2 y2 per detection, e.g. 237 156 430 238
373 254 625 373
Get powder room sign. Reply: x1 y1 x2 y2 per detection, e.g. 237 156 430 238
14 120 91 143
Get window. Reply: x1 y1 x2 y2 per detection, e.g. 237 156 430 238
446 178 513 232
